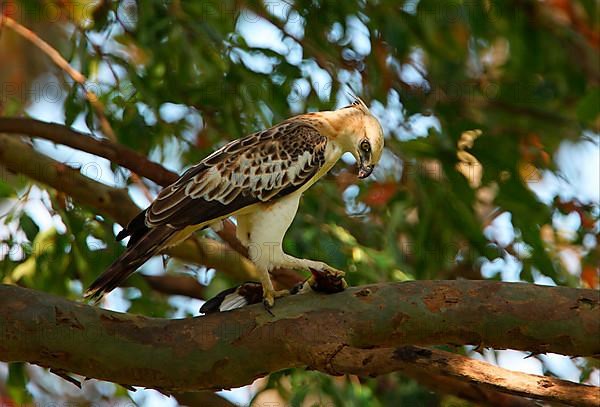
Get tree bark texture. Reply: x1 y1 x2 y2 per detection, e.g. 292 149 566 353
1 281 598 395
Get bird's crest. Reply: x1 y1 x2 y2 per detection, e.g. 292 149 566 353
344 90 370 114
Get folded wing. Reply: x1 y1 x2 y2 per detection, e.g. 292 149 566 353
144 121 327 229
85 122 327 301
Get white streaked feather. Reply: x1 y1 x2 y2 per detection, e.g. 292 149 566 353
146 122 328 227
219 293 249 311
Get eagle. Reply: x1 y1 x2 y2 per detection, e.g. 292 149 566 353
84 98 384 308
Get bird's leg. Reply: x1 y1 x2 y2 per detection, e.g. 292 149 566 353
280 254 346 277
280 255 345 278
245 243 290 309
256 266 289 308
237 193 307 309
248 246 290 309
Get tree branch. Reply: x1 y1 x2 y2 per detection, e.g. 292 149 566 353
0 117 178 187
392 363 540 407
1 17 117 141
333 346 598 407
140 274 206 300
1 281 598 404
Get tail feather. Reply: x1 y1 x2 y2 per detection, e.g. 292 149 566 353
116 208 148 246
84 226 176 302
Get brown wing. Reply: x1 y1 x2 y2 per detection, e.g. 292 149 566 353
86 122 328 301
144 121 327 229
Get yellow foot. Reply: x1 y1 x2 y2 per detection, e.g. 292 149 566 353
262 289 290 313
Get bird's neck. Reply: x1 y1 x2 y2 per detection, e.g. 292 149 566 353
301 109 364 152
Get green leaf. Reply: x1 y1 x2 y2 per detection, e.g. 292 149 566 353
7 363 32 404
0 180 16 197
577 88 600 124
64 86 81 127
19 213 39 242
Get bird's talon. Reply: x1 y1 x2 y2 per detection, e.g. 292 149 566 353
262 300 275 316
262 295 275 315
263 293 274 307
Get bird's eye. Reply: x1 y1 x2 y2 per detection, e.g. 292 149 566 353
360 140 371 152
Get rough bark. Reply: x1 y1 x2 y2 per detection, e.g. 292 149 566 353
1 281 598 401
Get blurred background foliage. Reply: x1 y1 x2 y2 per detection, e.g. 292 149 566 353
0 0 598 405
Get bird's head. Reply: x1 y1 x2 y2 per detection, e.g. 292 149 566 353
342 97 384 179
303 96 384 178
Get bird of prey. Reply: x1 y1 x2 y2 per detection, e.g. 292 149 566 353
84 97 384 308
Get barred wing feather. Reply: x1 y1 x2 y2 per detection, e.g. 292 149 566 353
146 121 327 229
85 122 327 301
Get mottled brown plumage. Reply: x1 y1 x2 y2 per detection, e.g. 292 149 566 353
85 98 384 306
146 122 327 228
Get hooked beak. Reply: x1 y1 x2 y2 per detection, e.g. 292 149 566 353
357 162 374 179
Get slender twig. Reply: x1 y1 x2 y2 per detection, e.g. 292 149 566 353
1 16 117 142
1 16 162 203
83 30 122 88
243 2 336 78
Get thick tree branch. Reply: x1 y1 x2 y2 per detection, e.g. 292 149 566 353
0 134 138 223
0 134 258 281
1 281 598 404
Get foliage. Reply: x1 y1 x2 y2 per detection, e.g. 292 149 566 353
0 0 598 405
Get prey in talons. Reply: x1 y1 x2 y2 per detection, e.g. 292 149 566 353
200 267 347 314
